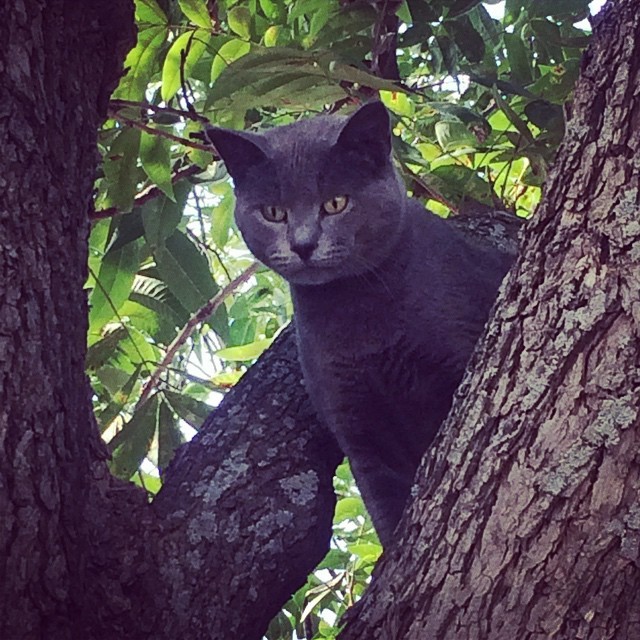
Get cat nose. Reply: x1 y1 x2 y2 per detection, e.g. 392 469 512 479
291 240 316 261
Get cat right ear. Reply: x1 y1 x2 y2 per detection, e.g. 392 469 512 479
335 101 391 166
205 127 268 183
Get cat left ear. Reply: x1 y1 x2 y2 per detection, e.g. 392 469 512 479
205 127 269 183
335 101 391 164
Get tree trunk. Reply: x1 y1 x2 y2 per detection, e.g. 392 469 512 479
340 2 640 638
0 2 136 637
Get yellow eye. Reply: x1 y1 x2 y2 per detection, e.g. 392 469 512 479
322 195 349 215
261 205 288 223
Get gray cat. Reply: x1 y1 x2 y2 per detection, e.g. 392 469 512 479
206 103 512 547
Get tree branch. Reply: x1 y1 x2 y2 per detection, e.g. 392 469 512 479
107 109 213 151
136 262 260 408
109 99 209 123
90 164 203 221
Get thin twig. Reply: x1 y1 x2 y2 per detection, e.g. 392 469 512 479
136 262 260 409
107 109 213 152
110 99 209 123
90 164 203 221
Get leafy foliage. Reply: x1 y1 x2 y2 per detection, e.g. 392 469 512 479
91 0 599 636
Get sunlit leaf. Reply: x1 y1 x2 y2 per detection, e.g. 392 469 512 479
227 6 252 39
102 128 142 213
114 25 167 101
89 241 140 335
178 0 211 28
216 338 274 362
161 29 212 101
211 39 251 83
135 0 167 24
140 131 175 200
109 395 159 480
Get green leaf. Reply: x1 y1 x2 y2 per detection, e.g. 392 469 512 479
158 397 183 472
96 366 142 433
216 337 274 362
178 0 211 28
445 0 482 18
161 29 212 101
108 209 145 252
154 230 217 313
211 370 244 388
141 182 190 249
135 0 167 24
504 32 533 85
112 326 161 373
380 90 415 117
102 128 142 213
505 0 528 25
443 16 485 63
263 25 280 47
334 497 365 523
163 390 214 429
428 164 494 205
109 395 159 480
114 25 167 101
89 241 140 335
347 542 382 564
227 6 252 39
435 120 477 152
139 131 175 200
492 86 534 143
207 47 396 110
210 182 235 248
87 326 128 366
211 39 251 83
259 0 283 20
528 0 590 18
133 472 163 495
95 366 133 397
130 275 188 327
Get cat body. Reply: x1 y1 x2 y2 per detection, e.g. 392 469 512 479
207 103 511 546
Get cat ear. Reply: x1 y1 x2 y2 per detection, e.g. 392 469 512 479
205 127 269 182
335 101 391 165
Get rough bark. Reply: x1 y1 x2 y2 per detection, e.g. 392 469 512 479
151 327 343 639
340 2 640 638
0 1 136 637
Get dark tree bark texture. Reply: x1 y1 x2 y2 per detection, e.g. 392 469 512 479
150 327 342 639
340 2 640 638
0 1 136 637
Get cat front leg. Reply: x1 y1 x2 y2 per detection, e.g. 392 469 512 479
347 452 413 548
325 407 416 548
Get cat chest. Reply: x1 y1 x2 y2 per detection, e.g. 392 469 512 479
297 326 456 398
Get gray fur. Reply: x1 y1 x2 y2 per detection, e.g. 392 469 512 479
207 103 512 546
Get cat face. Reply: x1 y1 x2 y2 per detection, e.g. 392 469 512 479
206 103 407 286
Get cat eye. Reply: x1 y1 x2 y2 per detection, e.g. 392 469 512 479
261 205 288 223
322 195 349 215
